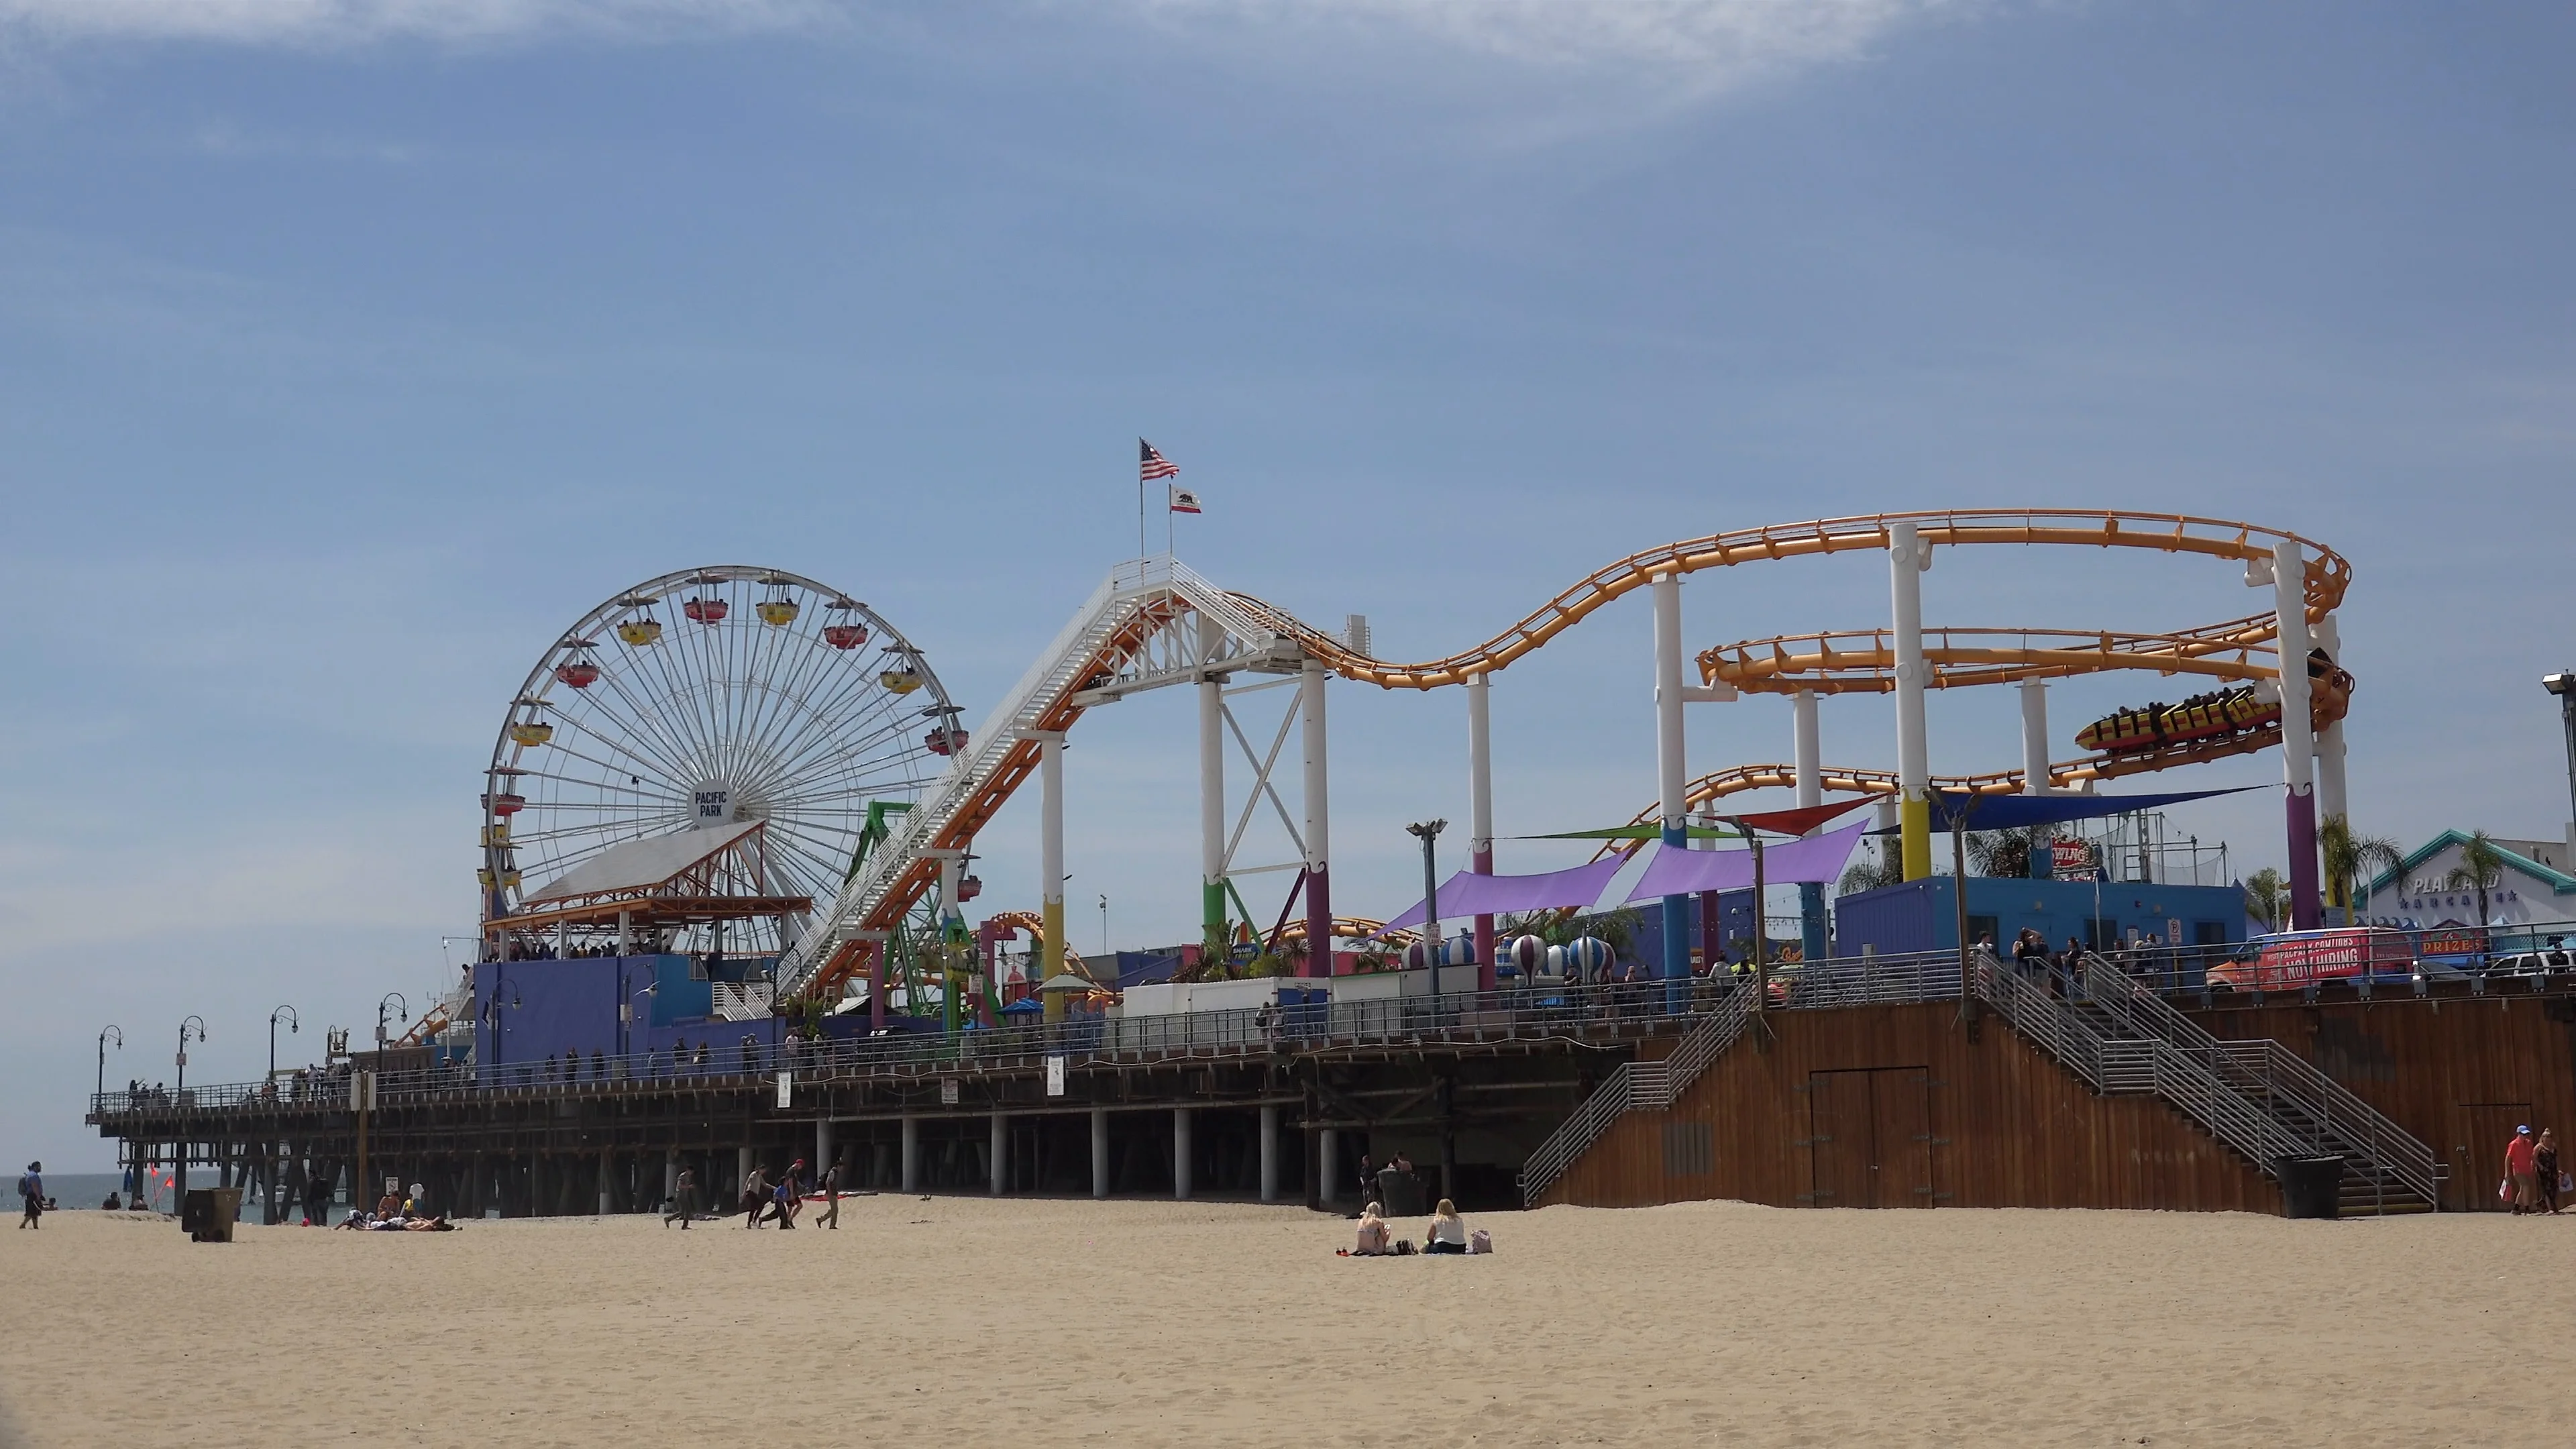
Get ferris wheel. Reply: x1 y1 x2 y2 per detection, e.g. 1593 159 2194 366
478 566 961 957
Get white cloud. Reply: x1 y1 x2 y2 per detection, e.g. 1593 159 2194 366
1123 0 1971 70
3 0 1971 74
0 0 823 45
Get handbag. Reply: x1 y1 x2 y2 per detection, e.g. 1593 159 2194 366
2500 1178 2512 1203
2561 1172 2573 1194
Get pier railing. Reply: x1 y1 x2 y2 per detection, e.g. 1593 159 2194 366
90 952 1974 1122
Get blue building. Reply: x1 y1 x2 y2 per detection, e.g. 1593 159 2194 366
1833 876 2249 958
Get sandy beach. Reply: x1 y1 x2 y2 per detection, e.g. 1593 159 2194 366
3 1197 2567 1447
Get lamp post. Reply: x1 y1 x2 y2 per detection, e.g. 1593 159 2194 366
176 1015 207 1096
1406 820 1448 996
1097 894 1110 958
2546 672 2576 838
97 1024 123 1104
268 1005 299 1080
376 992 410 1052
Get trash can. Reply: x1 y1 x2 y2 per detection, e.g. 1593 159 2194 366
2274 1155 2343 1220
182 1187 243 1242
1375 1165 1426 1218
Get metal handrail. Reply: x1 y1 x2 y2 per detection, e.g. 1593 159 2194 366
1516 986 1758 1203
2078 957 2437 1205
1974 951 2310 1173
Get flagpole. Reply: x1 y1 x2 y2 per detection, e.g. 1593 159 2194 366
1138 471 1146 561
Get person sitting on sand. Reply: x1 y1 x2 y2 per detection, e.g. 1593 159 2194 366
1352 1201 1392 1256
102 1191 121 1212
1423 1198 1470 1255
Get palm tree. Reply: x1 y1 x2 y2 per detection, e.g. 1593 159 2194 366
2244 867 2286 932
1966 826 2047 879
2318 815 2404 921
2447 829 2509 925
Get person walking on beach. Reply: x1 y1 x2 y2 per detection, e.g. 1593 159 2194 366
666 1167 698 1229
817 1159 841 1230
2536 1130 2563 1216
2505 1125 2539 1214
17 1162 42 1229
741 1165 770 1228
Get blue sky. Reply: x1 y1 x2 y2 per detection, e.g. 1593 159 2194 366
4 1 2572 1167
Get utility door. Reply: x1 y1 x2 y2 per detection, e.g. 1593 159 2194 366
2453 1103 2534 1212
1807 1070 1876 1208
1871 1068 1937 1208
1807 1068 1937 1208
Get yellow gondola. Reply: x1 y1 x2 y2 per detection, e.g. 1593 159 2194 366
508 720 554 747
757 600 800 627
881 667 923 695
617 618 663 647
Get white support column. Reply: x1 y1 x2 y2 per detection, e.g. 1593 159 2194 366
1037 733 1066 991
1258 1104 1281 1203
663 1149 678 1211
899 1116 919 1194
2019 680 2051 796
2274 539 2320 928
1299 663 1332 978
1318 1126 1340 1208
1173 1107 1194 1201
989 1112 1007 1197
1793 688 1827 961
1889 523 1932 880
617 908 633 956
1466 672 1497 990
1091 1108 1110 1199
816 1120 834 1189
1793 689 1823 812
1652 573 1690 990
1199 616 1228 957
2313 616 2348 825
737 1146 753 1201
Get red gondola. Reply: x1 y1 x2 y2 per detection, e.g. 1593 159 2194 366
486 792 527 817
822 623 869 650
683 597 729 624
554 659 601 688
925 727 969 756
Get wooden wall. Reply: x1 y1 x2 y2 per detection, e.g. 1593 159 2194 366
1540 1002 2278 1212
2190 991 2576 1213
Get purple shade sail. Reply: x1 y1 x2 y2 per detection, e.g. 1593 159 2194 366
1622 820 1870 902
1378 857 1628 934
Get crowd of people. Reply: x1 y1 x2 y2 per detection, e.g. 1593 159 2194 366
334 1180 458 1232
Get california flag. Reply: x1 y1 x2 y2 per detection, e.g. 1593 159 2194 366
1169 485 1203 515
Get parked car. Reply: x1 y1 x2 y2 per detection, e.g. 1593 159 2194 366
2206 927 2416 992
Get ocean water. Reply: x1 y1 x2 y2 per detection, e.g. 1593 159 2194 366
16 1173 148 1212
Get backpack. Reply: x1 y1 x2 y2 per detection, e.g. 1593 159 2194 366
1468 1230 1493 1254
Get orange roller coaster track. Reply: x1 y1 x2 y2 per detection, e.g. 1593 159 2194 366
790 509 2349 998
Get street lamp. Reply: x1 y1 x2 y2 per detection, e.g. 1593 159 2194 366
1097 894 1110 957
268 1005 299 1079
97 1024 123 1104
176 1015 208 1096
2546 672 2576 837
1406 819 1448 996
376 992 410 1051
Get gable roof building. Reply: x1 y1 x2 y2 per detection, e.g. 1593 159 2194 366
2360 829 2576 929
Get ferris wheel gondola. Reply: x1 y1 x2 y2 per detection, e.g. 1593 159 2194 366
479 566 958 961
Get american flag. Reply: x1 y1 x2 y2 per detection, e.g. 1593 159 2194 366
1139 438 1178 481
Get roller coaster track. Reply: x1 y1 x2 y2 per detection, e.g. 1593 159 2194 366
780 510 2349 998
